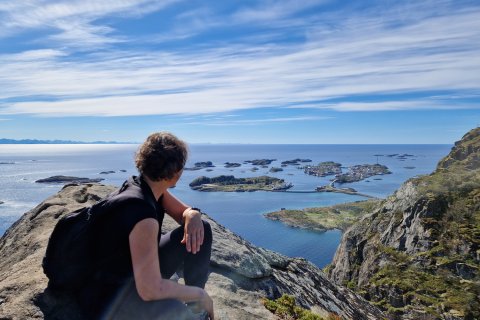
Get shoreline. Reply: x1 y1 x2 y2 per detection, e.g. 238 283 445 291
192 185 377 198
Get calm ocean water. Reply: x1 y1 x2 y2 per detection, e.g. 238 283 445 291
0 144 451 267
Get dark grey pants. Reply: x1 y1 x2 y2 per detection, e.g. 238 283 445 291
102 220 213 320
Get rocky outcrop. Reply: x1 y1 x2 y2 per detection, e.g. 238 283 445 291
328 128 480 319
0 183 384 320
437 128 480 170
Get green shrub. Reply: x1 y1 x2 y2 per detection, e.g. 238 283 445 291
262 294 329 320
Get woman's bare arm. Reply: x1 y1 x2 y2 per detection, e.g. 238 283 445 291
162 190 204 254
129 218 214 319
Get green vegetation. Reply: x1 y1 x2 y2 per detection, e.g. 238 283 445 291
415 128 480 197
340 129 480 319
359 189 480 318
265 199 381 231
262 294 341 320
369 262 480 318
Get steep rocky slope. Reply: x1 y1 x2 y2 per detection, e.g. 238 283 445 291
328 127 480 319
0 183 384 319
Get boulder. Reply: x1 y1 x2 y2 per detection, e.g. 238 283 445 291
0 183 384 320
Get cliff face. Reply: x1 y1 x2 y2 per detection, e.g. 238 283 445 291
329 127 480 319
0 183 384 319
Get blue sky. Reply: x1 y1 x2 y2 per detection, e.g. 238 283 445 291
0 0 479 144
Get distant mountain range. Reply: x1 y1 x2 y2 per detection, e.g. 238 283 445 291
0 138 135 144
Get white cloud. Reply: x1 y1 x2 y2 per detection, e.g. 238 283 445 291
183 116 332 126
0 1 479 117
0 0 181 46
232 0 330 25
299 100 479 112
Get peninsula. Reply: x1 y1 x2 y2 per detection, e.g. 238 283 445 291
265 200 381 232
189 175 293 192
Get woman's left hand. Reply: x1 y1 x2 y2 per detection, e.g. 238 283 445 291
181 209 204 254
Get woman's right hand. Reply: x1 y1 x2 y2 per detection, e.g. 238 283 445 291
199 289 214 320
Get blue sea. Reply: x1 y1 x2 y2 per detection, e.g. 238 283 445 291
0 144 451 268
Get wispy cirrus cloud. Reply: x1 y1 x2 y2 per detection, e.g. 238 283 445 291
0 0 181 46
0 0 479 119
183 116 332 126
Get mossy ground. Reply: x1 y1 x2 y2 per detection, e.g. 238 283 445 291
262 294 341 320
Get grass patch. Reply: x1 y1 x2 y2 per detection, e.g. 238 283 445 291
262 294 340 320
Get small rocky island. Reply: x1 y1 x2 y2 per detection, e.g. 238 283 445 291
189 175 293 192
224 162 241 168
244 159 276 166
99 170 115 174
35 175 104 184
184 161 215 170
281 159 312 165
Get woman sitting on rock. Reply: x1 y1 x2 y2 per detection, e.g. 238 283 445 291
77 132 214 320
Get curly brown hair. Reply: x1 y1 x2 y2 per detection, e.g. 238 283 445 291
135 132 188 181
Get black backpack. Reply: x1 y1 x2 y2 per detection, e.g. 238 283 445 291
42 176 157 292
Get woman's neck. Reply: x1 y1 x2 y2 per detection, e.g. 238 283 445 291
143 176 169 201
